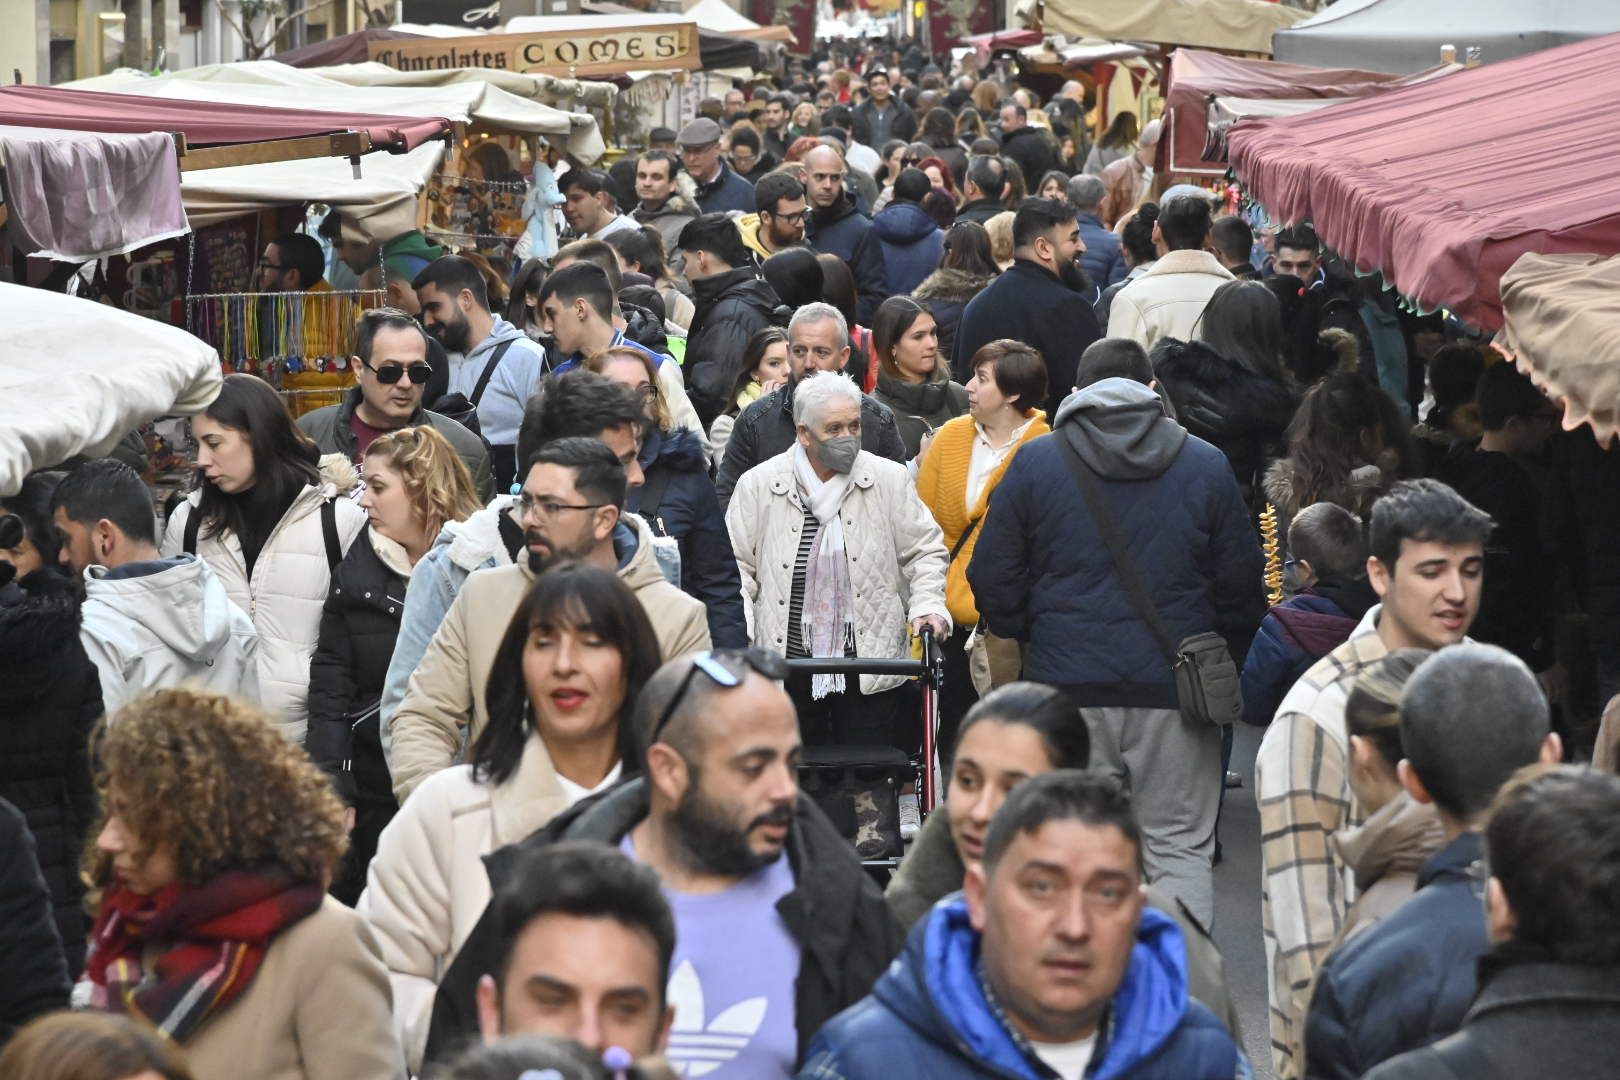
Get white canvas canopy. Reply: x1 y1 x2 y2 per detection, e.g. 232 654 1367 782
0 282 221 496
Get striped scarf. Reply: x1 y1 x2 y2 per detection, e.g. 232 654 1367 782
83 866 323 1042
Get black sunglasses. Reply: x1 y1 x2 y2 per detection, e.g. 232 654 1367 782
365 359 434 386
648 649 789 746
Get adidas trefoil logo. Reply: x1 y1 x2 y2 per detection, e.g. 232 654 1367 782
665 959 769 1077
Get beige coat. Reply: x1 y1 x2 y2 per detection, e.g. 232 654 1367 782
161 479 366 743
387 513 709 801
180 896 405 1080
357 738 573 1073
725 448 949 694
1107 248 1236 351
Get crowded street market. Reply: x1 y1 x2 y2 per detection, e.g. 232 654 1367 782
2 0 1619 1077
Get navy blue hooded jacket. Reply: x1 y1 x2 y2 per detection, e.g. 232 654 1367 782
873 202 945 297
967 379 1264 708
808 196 891 324
628 425 748 648
799 895 1248 1080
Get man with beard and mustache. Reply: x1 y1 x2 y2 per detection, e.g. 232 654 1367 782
950 198 1101 419
413 255 550 492
385 377 710 803
420 649 905 1077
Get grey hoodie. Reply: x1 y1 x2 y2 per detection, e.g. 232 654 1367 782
1054 376 1187 481
451 317 549 448
79 554 259 716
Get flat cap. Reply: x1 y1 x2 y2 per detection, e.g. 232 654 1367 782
677 117 725 147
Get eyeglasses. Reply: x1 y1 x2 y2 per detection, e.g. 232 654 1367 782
766 209 808 225
517 494 607 520
257 260 287 272
648 649 790 746
633 383 660 405
902 157 921 166
364 359 434 386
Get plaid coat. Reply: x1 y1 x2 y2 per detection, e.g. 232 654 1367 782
1255 605 1386 1079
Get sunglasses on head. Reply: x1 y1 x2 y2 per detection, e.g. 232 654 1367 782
648 649 790 747
365 359 433 386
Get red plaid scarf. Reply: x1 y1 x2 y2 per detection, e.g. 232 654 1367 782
83 866 324 1042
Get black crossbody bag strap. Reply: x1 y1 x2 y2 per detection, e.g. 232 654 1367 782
948 516 980 563
635 466 676 533
469 339 516 408
1056 437 1178 665
320 499 342 572
182 502 201 555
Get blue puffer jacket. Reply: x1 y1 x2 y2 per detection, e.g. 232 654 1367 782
1080 212 1128 290
873 202 945 297
1238 577 1376 727
629 426 748 648
967 379 1265 708
808 197 891 324
799 896 1248 1080
1303 832 1488 1080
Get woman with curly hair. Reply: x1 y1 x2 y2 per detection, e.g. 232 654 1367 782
308 425 482 905
358 562 662 1075
81 687 404 1079
1263 371 1412 529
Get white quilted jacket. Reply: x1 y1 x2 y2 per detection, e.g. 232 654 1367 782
161 481 365 742
726 448 950 694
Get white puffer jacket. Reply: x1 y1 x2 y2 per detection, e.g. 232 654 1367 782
161 477 365 742
726 448 950 694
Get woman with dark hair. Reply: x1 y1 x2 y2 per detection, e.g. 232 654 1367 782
869 296 968 460
161 373 366 743
359 561 661 1074
0 471 66 579
1151 279 1300 511
954 106 987 156
506 257 548 341
1263 372 1412 526
911 220 998 364
605 226 695 332
999 155 1028 209
1084 111 1139 176
920 187 957 231
710 326 791 468
762 246 825 312
914 340 1050 745
1036 168 1069 201
920 107 966 184
82 687 403 1078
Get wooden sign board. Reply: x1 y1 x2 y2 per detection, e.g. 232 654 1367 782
367 23 700 77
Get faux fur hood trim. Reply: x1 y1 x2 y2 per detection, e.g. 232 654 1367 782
0 570 83 700
318 452 359 492
912 267 997 304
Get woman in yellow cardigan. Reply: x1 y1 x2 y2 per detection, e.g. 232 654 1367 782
914 338 1051 751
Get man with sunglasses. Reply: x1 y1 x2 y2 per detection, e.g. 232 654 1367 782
423 648 904 1077
298 308 495 500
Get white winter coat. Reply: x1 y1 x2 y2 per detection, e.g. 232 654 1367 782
78 554 260 717
161 482 365 742
726 448 950 694
1107 248 1236 351
355 737 577 1073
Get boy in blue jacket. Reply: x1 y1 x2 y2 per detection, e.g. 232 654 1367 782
1240 502 1379 727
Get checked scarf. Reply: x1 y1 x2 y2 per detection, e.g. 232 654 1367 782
82 865 324 1042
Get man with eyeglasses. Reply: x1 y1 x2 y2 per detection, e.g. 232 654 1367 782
678 117 755 216
298 308 495 500
802 144 890 324
801 772 1247 1080
738 173 810 262
423 647 904 1078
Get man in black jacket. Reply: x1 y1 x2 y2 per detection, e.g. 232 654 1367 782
714 302 906 510
680 214 786 426
951 198 1101 416
803 144 890 324
998 102 1058 193
853 69 916 146
955 155 1007 227
423 650 905 1073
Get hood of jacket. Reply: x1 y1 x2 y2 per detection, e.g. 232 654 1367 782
691 266 778 314
1333 790 1445 893
1054 377 1187 481
0 569 83 701
874 201 940 245
615 512 665 593
914 267 997 305
638 424 707 474
874 896 1193 1080
811 195 862 232
1272 594 1362 661
431 494 522 573
1262 456 1390 520
82 554 241 663
634 193 698 222
468 316 529 360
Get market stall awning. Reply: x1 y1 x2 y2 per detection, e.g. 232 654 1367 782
1499 252 1620 444
1226 31 1620 331
684 0 795 44
1164 49 1455 175
1274 0 1620 74
0 281 221 497
273 28 423 67
0 84 449 168
1016 0 1305 55
578 2 766 70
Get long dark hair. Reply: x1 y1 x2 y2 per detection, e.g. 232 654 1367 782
939 221 998 278
1199 280 1295 385
1281 373 1410 513
1099 111 1139 150
815 253 860 328
507 258 548 329
2 471 66 578
474 562 662 786
762 247 825 311
954 682 1090 771
195 373 321 544
723 326 790 419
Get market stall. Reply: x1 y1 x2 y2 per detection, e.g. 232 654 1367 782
1226 31 1620 331
1273 0 1620 75
0 281 221 496
1015 0 1305 56
1499 253 1620 444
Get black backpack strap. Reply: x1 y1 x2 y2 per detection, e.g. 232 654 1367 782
321 498 343 573
182 502 201 556
948 517 981 564
1056 436 1179 664
469 339 516 408
636 465 676 533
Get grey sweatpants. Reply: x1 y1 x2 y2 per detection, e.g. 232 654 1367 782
1082 706 1221 929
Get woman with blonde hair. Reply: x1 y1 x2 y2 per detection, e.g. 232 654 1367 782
308 424 482 905
983 210 1016 270
0 1012 193 1080
80 687 403 1079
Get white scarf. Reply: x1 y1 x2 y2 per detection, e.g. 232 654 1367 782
792 444 856 698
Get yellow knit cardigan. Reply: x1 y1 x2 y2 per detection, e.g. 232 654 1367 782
915 411 1051 627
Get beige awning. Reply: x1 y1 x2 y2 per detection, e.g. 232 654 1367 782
1017 0 1305 55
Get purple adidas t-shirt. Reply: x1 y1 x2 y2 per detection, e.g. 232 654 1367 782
621 835 800 1078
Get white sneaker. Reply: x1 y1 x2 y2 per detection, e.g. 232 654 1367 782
898 793 922 841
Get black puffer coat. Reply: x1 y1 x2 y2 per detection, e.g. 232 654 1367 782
0 795 71 1046
685 267 786 425
1150 337 1299 512
306 528 407 905
0 570 100 975
629 426 748 649
912 267 996 366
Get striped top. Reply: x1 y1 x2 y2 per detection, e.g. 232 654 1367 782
786 506 820 658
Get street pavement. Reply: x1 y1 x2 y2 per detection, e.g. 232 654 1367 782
1214 721 1275 1079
